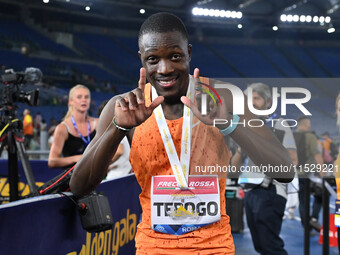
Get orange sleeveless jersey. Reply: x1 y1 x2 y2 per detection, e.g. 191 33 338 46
129 81 235 255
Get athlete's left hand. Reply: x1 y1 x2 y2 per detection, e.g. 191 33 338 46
180 68 230 126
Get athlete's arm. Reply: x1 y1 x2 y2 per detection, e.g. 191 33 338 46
70 68 164 197
181 68 294 183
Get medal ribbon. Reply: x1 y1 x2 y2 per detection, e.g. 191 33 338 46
151 76 195 189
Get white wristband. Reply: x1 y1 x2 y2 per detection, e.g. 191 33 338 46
112 116 131 132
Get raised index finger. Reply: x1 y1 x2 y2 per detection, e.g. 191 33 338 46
194 68 200 79
193 68 200 87
181 96 213 125
138 67 147 92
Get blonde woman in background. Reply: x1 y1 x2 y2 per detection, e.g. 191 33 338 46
48 85 98 170
334 93 340 251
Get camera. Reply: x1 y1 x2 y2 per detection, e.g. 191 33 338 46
0 67 41 107
77 191 114 233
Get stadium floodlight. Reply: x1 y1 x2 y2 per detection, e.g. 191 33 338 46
280 13 332 30
43 0 49 3
272 26 278 31
192 7 242 19
238 24 242 29
287 14 293 22
203 8 209 16
140 9 145 14
220 10 226 17
327 4 339 14
214 9 221 17
327 27 335 33
85 5 90 11
280 14 287 22
293 15 299 22
197 8 204 16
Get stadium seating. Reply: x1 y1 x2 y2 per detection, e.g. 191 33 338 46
0 17 339 135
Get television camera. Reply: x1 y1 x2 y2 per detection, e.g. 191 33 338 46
0 67 41 108
0 67 42 201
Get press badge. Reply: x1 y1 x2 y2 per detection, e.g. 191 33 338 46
151 175 221 235
335 199 340 227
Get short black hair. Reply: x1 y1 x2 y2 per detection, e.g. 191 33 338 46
138 12 188 47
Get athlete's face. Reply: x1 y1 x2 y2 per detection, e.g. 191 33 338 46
139 31 191 102
70 88 91 112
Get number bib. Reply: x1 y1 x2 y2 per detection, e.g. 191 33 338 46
335 199 340 227
151 175 221 235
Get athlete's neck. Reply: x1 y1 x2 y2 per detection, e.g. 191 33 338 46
162 102 184 120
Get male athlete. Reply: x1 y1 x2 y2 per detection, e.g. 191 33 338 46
70 12 293 255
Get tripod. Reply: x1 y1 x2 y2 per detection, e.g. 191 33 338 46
0 107 37 201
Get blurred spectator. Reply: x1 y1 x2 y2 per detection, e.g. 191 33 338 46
33 112 42 143
322 131 338 164
232 83 297 255
333 93 340 252
35 112 42 126
294 116 324 232
48 117 59 148
41 119 47 132
48 84 98 170
23 109 33 150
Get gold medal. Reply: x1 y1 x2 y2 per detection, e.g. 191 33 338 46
169 188 201 222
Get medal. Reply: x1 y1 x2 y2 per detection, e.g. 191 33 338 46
169 188 201 222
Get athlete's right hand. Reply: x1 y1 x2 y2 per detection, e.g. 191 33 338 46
114 68 164 129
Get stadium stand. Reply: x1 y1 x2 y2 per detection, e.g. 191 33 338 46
0 14 339 135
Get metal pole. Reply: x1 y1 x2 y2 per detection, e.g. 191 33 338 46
16 140 37 193
8 130 19 201
322 178 330 255
40 130 48 159
304 178 310 255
